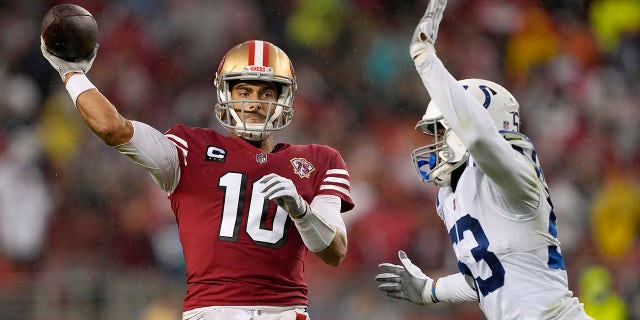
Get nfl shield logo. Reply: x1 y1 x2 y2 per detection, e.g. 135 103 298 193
290 158 315 178
256 153 267 164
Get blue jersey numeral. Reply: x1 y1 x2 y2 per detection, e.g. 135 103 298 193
449 214 505 297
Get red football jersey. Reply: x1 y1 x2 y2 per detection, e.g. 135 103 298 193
164 124 354 311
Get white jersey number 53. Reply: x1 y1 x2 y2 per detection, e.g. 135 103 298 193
449 214 505 297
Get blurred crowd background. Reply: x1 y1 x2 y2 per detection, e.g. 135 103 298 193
0 0 639 319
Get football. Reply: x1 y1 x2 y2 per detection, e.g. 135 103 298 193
41 4 98 61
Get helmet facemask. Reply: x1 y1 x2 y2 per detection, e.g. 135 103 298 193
411 102 468 187
215 78 293 141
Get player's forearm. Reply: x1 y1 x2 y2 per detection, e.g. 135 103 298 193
65 73 133 146
292 194 347 265
315 230 347 266
433 273 478 303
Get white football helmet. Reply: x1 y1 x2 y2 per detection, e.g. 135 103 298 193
411 78 520 186
214 40 297 141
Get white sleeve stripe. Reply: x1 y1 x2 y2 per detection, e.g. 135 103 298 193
165 134 188 148
165 134 188 166
326 169 349 176
320 184 350 196
323 177 350 186
174 145 188 166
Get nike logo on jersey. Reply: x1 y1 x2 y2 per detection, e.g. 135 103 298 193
205 146 226 162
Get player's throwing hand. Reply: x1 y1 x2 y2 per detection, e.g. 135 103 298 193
40 39 98 81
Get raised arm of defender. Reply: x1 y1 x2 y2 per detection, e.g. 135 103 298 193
410 0 539 206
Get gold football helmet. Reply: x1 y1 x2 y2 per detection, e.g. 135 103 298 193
214 40 297 141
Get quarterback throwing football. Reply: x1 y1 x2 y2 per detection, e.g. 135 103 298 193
41 39 354 320
375 1 593 319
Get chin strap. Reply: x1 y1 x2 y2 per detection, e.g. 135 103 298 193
433 156 468 187
235 128 270 141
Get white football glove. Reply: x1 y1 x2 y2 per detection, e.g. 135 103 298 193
410 0 447 64
375 250 438 304
40 38 98 81
259 173 309 218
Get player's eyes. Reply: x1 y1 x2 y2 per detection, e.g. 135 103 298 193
233 87 275 100
261 92 275 99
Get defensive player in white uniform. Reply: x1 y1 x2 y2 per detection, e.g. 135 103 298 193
375 1 593 319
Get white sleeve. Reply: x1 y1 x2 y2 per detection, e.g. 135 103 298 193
310 194 346 237
434 273 478 303
291 194 346 252
414 54 539 207
114 121 181 193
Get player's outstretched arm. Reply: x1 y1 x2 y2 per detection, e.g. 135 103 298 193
410 2 541 205
42 42 180 193
375 250 477 305
41 42 133 146
259 174 346 266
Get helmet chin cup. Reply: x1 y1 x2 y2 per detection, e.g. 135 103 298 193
433 173 451 187
233 123 274 141
235 131 270 141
